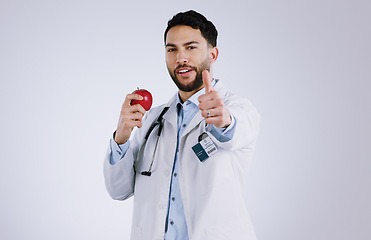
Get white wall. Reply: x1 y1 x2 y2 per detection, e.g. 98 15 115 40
1 0 370 239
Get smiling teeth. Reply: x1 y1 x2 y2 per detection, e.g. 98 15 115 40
179 69 190 73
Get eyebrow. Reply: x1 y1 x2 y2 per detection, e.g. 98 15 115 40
165 41 200 48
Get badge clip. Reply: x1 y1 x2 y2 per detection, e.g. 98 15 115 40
192 133 218 162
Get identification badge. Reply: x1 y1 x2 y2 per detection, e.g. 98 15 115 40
192 133 218 162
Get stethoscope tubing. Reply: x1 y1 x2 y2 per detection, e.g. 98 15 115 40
135 107 169 176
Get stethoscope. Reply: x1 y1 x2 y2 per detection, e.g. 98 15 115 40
135 106 169 176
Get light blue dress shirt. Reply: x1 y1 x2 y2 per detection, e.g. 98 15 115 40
110 80 236 239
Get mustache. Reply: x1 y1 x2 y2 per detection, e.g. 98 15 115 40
174 64 197 72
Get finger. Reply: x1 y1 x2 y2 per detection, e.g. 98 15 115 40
198 92 222 110
123 120 143 129
198 101 215 112
123 93 143 106
198 88 218 103
201 107 223 118
121 101 146 116
202 70 214 93
205 116 221 126
128 112 144 122
129 103 146 116
119 112 144 128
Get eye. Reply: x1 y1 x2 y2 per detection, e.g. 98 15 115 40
187 46 196 50
167 48 176 53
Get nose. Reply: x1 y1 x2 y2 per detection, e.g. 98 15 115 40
176 50 188 64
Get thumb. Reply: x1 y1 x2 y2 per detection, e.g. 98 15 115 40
202 70 214 93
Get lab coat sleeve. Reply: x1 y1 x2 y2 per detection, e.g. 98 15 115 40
207 92 260 151
206 114 236 142
103 142 136 200
103 107 158 201
109 135 130 165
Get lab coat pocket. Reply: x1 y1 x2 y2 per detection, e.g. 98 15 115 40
198 151 233 195
204 217 257 240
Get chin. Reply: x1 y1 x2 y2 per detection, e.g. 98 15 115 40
175 77 203 92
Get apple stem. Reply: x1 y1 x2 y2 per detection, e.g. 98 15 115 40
137 87 139 90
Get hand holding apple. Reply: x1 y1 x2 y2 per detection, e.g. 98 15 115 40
114 88 152 145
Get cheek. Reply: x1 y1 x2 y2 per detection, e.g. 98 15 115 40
196 52 209 64
165 60 174 74
165 56 175 67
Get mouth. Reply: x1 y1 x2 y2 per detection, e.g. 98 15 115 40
175 67 195 77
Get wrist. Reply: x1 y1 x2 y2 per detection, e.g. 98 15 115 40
113 131 128 145
221 114 232 128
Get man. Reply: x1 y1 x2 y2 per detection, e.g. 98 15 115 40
104 10 260 240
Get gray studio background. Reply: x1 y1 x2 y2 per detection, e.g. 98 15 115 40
1 0 370 239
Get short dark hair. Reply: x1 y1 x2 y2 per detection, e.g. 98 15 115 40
164 10 218 47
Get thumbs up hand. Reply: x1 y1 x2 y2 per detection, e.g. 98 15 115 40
198 70 232 128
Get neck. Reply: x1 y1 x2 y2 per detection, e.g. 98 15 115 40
178 69 214 102
178 88 201 103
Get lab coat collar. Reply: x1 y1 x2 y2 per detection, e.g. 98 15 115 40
162 79 226 136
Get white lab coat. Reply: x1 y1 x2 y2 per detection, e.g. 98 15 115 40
104 80 260 240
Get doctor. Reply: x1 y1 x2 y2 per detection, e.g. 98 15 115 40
104 10 260 240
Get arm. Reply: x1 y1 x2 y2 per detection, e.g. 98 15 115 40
110 132 130 165
103 141 135 200
209 94 260 151
206 114 236 142
198 71 260 150
103 93 146 200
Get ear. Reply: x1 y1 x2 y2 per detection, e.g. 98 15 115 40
209 47 219 63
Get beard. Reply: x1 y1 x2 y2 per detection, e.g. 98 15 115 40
167 58 210 92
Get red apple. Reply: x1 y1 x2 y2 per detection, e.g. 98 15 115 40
131 88 153 111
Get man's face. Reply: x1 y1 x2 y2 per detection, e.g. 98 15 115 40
165 25 213 92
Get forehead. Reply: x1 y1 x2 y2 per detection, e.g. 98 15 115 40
165 25 207 45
